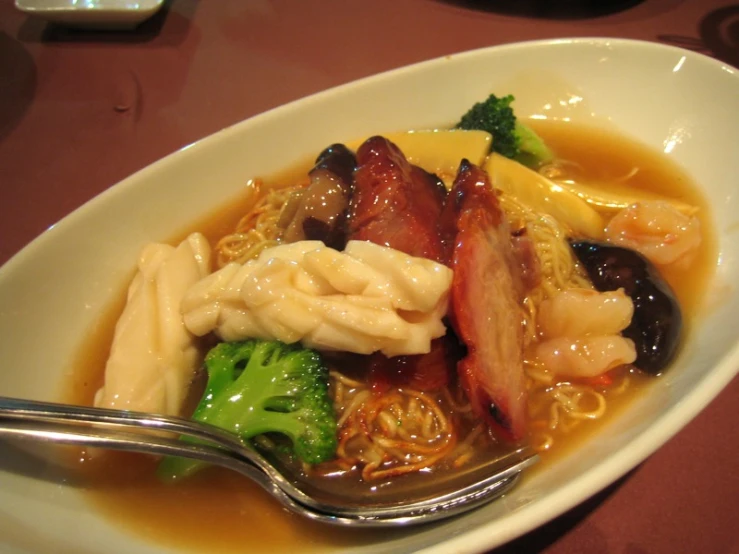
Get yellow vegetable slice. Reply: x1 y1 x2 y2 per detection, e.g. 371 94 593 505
348 130 492 187
485 153 605 238
552 179 699 216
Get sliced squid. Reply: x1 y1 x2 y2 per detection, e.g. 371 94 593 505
181 240 453 358
94 233 212 416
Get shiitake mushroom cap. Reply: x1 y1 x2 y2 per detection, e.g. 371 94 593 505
569 240 682 375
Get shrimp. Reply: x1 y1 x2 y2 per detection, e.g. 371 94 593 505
604 201 701 268
535 288 636 379
538 288 633 339
535 336 636 379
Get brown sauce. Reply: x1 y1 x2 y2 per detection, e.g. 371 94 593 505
61 122 716 553
533 120 715 318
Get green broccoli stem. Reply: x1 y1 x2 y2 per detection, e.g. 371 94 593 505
514 121 555 167
455 92 555 168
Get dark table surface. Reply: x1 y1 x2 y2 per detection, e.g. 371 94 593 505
1 1 737 553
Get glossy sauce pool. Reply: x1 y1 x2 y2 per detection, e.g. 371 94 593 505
60 122 717 553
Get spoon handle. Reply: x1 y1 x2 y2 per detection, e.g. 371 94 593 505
0 396 325 505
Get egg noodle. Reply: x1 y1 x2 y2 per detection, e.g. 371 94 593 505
212 160 628 476
320 370 470 481
215 179 307 268
497 190 630 452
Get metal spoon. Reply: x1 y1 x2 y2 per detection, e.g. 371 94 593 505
0 396 537 527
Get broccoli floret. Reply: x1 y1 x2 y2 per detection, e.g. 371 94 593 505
158 339 338 481
455 93 554 167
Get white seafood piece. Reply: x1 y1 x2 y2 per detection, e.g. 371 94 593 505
538 288 634 339
182 240 453 357
94 233 211 416
605 201 701 268
535 335 637 379
535 287 636 378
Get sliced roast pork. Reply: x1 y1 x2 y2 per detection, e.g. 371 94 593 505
349 135 447 264
440 159 529 442
349 136 454 391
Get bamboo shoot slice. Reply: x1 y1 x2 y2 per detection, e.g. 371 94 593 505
349 130 492 187
553 179 699 216
485 153 605 238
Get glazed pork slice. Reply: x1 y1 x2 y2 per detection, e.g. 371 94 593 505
349 135 454 390
441 159 529 441
348 135 447 263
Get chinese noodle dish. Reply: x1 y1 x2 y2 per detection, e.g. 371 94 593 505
78 94 712 546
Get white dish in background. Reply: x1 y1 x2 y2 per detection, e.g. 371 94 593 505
14 0 164 29
0 38 737 554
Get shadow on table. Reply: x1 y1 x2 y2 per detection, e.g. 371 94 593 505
658 4 739 69
0 31 36 143
15 0 196 47
700 4 739 68
488 468 638 553
436 0 645 20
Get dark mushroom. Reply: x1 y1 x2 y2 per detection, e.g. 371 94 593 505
569 240 682 375
279 144 356 249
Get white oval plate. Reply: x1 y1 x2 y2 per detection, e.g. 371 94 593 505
0 38 737 554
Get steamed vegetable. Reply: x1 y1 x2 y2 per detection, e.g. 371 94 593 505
485 153 604 238
455 93 554 167
158 339 338 481
548 178 699 216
